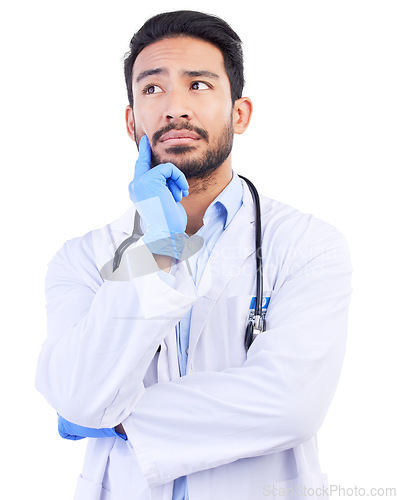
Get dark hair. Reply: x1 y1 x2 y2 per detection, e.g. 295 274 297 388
123 10 245 107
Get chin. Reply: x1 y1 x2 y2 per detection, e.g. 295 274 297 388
150 139 231 180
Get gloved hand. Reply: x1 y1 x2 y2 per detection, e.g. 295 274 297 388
128 135 189 259
57 414 127 441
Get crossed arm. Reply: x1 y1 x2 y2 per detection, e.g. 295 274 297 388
47 224 351 477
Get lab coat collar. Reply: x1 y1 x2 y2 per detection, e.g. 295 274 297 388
108 205 136 237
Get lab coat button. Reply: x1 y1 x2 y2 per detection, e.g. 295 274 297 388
186 347 189 355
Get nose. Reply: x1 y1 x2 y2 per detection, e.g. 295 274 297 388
163 89 192 122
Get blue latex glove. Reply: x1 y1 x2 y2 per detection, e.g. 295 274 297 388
57 414 127 441
128 135 189 259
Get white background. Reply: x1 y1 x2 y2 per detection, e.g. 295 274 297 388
1 1 396 498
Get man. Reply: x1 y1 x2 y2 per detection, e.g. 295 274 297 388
36 10 352 500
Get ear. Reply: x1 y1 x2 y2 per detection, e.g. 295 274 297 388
233 97 253 134
125 105 135 141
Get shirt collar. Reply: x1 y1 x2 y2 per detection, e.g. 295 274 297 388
202 171 243 229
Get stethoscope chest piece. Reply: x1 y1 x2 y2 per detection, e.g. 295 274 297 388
244 295 268 351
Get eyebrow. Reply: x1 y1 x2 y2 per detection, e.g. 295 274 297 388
135 68 167 83
135 67 220 84
182 70 220 79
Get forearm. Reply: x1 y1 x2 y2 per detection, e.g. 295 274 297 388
153 254 174 273
123 341 346 486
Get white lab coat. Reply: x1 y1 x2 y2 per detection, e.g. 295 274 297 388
36 180 352 500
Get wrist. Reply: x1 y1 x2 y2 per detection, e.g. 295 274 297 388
153 254 175 273
142 232 188 260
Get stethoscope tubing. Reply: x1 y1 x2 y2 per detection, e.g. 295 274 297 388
237 175 263 321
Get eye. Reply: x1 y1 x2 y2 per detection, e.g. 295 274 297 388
191 81 211 91
143 84 163 95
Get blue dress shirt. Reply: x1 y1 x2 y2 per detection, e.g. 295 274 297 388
172 172 243 500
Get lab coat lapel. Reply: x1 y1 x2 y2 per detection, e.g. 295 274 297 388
188 183 256 356
198 181 256 299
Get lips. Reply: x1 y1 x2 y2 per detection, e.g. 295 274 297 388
159 130 201 143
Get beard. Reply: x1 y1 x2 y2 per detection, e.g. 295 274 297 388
134 116 234 181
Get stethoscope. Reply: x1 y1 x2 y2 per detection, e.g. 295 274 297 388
112 175 266 350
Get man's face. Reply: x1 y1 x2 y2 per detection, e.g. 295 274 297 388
126 37 237 179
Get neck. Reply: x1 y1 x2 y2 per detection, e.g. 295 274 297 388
180 160 233 235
